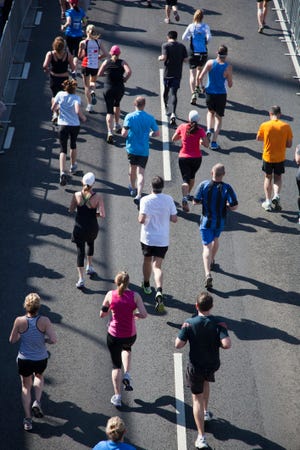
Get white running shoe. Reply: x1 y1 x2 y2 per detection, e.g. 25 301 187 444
110 394 122 407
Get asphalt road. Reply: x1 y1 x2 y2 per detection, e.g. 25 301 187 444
0 0 299 449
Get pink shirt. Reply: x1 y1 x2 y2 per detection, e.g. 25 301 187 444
108 290 137 338
176 123 206 158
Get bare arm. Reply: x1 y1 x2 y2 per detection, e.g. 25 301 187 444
175 337 186 349
220 336 231 349
75 102 87 122
256 132 264 142
68 52 76 72
171 130 181 142
197 60 212 86
170 214 177 223
138 213 146 224
225 64 233 88
100 291 112 318
97 59 108 77
295 147 300 164
99 42 109 60
78 40 86 60
43 51 52 73
61 16 71 32
69 193 78 213
134 293 147 319
200 135 210 148
121 127 128 138
9 318 22 344
286 139 293 148
150 129 160 137
122 60 132 82
44 318 57 344
96 194 105 218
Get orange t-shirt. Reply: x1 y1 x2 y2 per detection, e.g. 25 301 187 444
257 119 293 163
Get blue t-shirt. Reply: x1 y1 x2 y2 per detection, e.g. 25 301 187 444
92 441 136 450
194 179 238 230
65 8 85 38
54 91 81 126
123 110 159 156
206 59 228 94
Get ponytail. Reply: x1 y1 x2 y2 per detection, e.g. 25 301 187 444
115 271 129 296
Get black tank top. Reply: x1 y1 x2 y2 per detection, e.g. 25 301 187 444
50 51 69 74
75 193 98 233
104 59 125 88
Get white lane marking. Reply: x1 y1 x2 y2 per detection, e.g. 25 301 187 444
3 127 15 150
160 68 172 181
22 62 31 79
35 11 43 26
174 353 187 450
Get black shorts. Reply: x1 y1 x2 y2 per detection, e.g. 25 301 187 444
59 125 80 153
179 157 202 183
189 53 207 70
81 67 98 77
128 154 148 169
18 358 48 377
141 243 168 258
262 160 285 175
50 75 68 97
206 93 227 117
186 363 217 395
164 77 181 90
107 333 136 369
103 87 124 114
66 35 82 57
166 0 178 5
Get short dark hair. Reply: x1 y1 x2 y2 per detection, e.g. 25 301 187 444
152 175 164 193
196 292 213 312
218 45 228 57
270 105 281 116
168 30 178 40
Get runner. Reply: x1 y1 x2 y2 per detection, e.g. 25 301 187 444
100 271 147 407
92 416 136 449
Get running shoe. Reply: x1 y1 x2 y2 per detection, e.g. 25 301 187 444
111 394 122 407
86 265 96 276
133 196 141 209
147 0 152 7
122 373 133 391
190 93 197 105
142 282 152 295
23 418 33 431
186 194 194 202
164 18 170 23
86 104 93 113
76 279 84 289
128 185 137 197
91 91 97 105
204 275 213 289
271 196 282 211
155 291 165 313
261 200 272 211
210 141 219 150
169 113 177 127
69 163 78 174
71 71 77 80
113 123 122 134
182 197 189 212
206 130 212 141
210 259 216 271
195 435 208 449
107 133 114 144
204 410 213 422
174 11 180 22
60 173 67 186
258 26 264 33
51 111 58 124
32 400 43 418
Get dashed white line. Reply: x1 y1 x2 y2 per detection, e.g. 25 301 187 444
174 352 187 450
3 126 15 150
160 68 172 181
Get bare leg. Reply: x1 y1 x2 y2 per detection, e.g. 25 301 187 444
112 368 122 396
77 266 84 280
257 2 264 28
264 174 273 201
182 182 189 197
83 75 91 106
190 68 197 94
273 174 282 197
136 166 145 198
70 148 77 166
189 178 195 194
129 164 137 191
212 113 222 142
20 375 33 418
207 110 215 131
202 242 212 277
152 257 163 289
121 350 131 374
59 152 67 174
211 237 219 263
165 5 171 21
203 381 210 413
106 113 114 133
192 393 205 437
33 373 44 403
143 256 152 283
114 106 121 126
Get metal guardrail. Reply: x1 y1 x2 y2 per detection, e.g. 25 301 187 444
0 0 32 101
280 0 300 51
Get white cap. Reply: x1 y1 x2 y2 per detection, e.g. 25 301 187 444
82 172 95 186
189 110 199 123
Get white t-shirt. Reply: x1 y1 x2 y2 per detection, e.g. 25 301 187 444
140 193 177 246
54 91 81 126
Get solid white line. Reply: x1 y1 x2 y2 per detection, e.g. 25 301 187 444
3 126 15 150
35 11 43 25
22 62 31 79
174 353 187 450
159 68 172 181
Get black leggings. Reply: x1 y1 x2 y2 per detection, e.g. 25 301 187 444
76 239 95 267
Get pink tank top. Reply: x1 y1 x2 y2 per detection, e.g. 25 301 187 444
108 290 137 338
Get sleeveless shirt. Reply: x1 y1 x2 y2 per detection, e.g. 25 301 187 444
18 316 48 361
108 290 137 338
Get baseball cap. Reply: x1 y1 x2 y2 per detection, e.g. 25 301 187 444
110 45 121 55
82 172 95 186
189 110 200 123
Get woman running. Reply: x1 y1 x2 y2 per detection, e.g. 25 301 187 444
78 24 108 112
69 172 105 288
172 110 209 212
100 271 147 407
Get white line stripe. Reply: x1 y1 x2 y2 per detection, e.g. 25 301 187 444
160 68 172 181
174 353 187 450
22 62 31 79
35 11 42 25
3 126 15 149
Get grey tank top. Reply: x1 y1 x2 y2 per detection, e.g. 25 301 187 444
18 316 48 361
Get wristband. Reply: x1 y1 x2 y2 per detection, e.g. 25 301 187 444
101 306 109 312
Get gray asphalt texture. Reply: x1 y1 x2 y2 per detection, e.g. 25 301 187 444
0 0 299 449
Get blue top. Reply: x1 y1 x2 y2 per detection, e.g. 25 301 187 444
18 316 48 361
182 23 211 53
206 59 228 94
65 8 85 38
123 110 159 156
54 91 81 126
92 441 136 450
194 180 238 230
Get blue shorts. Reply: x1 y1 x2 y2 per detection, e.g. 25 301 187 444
200 228 222 245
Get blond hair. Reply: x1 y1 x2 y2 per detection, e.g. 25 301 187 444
115 271 129 296
106 416 126 442
86 24 100 39
193 9 204 23
24 293 41 314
